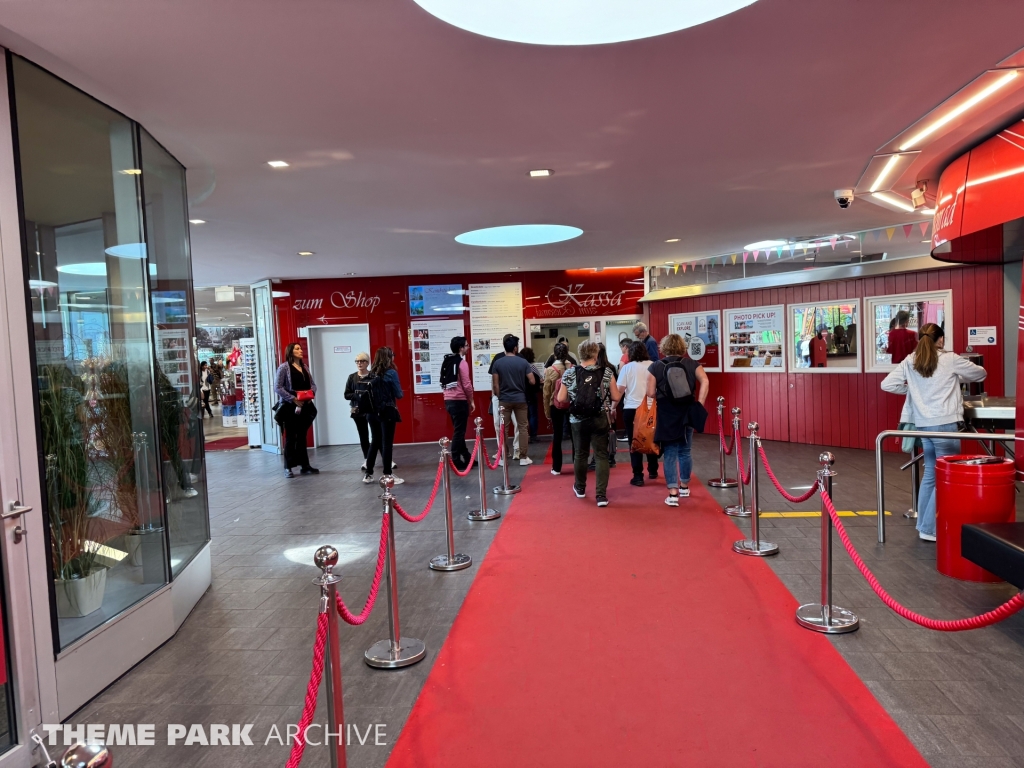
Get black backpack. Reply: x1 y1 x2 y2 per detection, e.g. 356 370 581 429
570 365 607 418
658 360 694 404
439 354 461 390
367 374 395 415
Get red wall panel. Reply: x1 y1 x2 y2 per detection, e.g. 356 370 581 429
646 264 1006 451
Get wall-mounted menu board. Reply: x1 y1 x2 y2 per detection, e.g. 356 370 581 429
724 305 785 372
668 311 722 372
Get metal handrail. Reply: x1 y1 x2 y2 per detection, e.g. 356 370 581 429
875 429 1017 544
899 452 924 471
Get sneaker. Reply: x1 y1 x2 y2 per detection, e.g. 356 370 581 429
596 496 609 507
513 452 520 461
630 476 644 487
919 532 936 542
648 471 659 480
362 474 374 484
520 457 533 466
665 494 679 507
389 475 405 485
678 486 690 497
301 466 320 475
360 461 367 471
551 469 561 475
573 484 586 498
391 463 397 470
285 469 295 479
609 460 617 467
498 459 504 467
182 487 199 498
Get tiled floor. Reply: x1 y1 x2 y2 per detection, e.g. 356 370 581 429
70 432 1024 767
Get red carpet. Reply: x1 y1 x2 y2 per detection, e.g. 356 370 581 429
385 466 927 768
204 436 250 451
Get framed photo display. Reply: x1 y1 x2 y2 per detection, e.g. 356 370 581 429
724 305 785 372
667 310 722 372
787 299 861 373
864 290 952 373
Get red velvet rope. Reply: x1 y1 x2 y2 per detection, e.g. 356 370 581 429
718 414 734 456
483 420 506 471
820 488 1024 631
757 443 818 502
447 434 481 477
735 426 751 485
284 611 327 768
334 512 390 625
392 461 444 523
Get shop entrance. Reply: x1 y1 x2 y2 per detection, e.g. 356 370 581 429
308 324 372 447
525 315 641 362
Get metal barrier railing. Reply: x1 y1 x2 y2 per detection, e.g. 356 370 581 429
874 429 1017 544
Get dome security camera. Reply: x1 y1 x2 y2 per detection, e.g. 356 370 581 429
834 189 855 209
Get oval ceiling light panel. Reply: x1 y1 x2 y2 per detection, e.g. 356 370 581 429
413 0 759 46
455 224 583 247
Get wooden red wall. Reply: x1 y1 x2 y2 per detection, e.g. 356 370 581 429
646 264 1008 451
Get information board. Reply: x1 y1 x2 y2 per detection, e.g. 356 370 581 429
469 283 524 390
408 284 465 316
667 311 722 372
724 305 786 372
410 318 467 394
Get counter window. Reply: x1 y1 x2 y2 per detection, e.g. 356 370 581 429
788 300 861 373
864 291 952 373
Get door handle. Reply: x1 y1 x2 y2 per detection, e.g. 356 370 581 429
2 502 31 519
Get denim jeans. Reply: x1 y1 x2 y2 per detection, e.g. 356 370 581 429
571 413 610 497
661 428 694 490
917 423 961 537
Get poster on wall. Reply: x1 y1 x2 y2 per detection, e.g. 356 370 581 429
788 300 861 374
667 311 722 372
408 284 465 316
724 305 785 372
155 328 193 397
410 318 467 394
469 283 524 389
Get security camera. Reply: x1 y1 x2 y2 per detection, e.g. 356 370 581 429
834 189 855 209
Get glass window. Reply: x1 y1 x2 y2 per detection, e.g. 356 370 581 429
788 300 861 373
139 129 210 576
864 290 952 373
12 56 170 649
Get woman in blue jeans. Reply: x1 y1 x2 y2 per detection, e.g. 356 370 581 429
645 333 709 507
881 323 986 540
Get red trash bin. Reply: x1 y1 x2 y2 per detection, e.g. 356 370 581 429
935 455 1015 582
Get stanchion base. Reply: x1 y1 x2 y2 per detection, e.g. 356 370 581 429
795 603 859 634
493 485 521 495
364 637 426 668
429 553 472 571
724 504 751 517
733 539 779 557
468 508 501 521
709 478 738 488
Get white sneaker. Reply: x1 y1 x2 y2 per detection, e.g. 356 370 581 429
550 469 560 475
362 474 374 484
390 475 405 485
918 532 936 542
678 486 690 497
391 463 397 470
361 462 367 471
498 459 504 467
665 495 679 507
520 457 533 466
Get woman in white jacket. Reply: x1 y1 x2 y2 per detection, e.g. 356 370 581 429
880 323 986 541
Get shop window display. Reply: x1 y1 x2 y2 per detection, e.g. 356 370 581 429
864 291 952 373
724 306 785 372
788 301 861 373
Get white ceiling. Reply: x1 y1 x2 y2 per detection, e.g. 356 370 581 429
1 1 1023 286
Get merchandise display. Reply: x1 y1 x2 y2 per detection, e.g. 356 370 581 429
725 306 785 371
241 338 262 446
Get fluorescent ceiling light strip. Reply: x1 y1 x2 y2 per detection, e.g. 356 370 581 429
899 70 1019 151
869 154 901 193
871 191 916 212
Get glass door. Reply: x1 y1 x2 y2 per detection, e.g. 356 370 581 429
250 281 280 453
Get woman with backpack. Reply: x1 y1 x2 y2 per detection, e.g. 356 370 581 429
543 342 574 475
274 342 319 478
646 334 709 506
442 336 475 471
344 352 374 472
364 346 404 485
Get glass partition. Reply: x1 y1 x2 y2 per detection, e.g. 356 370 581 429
864 290 952 373
140 129 210 575
787 300 861 373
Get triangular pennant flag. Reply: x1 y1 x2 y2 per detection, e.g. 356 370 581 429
673 264 679 274
903 224 913 239
886 227 895 241
753 250 760 261
829 236 838 250
743 252 749 264
731 254 737 265
682 263 688 273
872 229 881 241
919 221 930 236
776 246 783 257
802 244 808 253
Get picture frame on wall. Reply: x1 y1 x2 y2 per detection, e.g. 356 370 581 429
787 299 862 374
723 305 786 373
863 290 953 373
667 310 722 372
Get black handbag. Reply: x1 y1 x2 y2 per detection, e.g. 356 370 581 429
688 401 709 433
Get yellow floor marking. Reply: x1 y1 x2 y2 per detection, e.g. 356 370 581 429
759 510 893 518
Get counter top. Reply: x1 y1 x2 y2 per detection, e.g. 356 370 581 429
964 397 1015 422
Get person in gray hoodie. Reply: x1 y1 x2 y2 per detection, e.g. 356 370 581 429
881 323 986 541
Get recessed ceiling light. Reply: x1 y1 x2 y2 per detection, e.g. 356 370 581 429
917 208 936 216
509 266 520 270
119 169 141 175
529 169 553 177
804 257 814 261
341 272 357 276
271 291 291 298
921 239 932 243
189 219 206 224
455 224 582 247
743 239 788 250
665 238 680 243
57 263 107 276
664 261 675 265
411 0 761 46
297 251 315 256
268 160 289 168
868 154 902 193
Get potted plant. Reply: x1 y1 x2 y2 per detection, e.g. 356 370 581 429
41 364 108 618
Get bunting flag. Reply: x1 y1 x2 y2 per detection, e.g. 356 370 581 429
673 264 679 274
903 224 913 239
919 221 930 236
743 252 749 264
886 227 895 241
731 254 737 265
776 246 783 257
872 229 881 241
829 236 837 250
682 263 688 273
753 250 760 261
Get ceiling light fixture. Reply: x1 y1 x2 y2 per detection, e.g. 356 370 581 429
455 224 582 247
899 70 1019 151
665 238 680 243
189 219 206 224
869 154 901 193
271 291 291 298
870 191 916 212
297 251 315 256
917 208 936 216
529 169 553 177
743 239 788 250
267 160 289 168
119 169 141 175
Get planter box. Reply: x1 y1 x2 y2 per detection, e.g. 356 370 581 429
55 569 107 618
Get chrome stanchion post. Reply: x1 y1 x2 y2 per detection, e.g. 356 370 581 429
430 438 472 571
709 396 737 488
365 477 426 668
905 458 920 519
733 423 778 556
313 546 347 768
493 405 521 496
468 417 500 521
796 452 859 634
724 408 750 517
59 743 112 768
